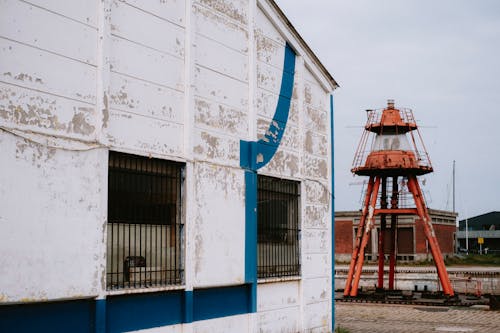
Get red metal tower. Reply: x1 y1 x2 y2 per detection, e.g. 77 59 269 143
344 100 454 297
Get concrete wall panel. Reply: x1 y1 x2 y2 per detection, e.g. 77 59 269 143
0 82 96 140
193 313 249 333
194 34 248 82
105 109 184 156
303 253 329 279
193 4 248 54
111 0 185 58
0 39 97 105
195 0 248 25
0 132 106 302
303 229 329 254
1 0 97 65
193 65 248 110
194 97 248 137
123 0 186 26
192 129 240 166
255 6 285 46
304 301 330 331
109 73 184 124
25 0 99 27
110 36 184 90
257 281 299 312
256 306 300 333
303 277 329 305
191 162 245 287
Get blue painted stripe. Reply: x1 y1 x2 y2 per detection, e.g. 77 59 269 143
330 94 335 330
0 299 94 333
106 291 183 333
184 290 193 324
240 43 296 171
193 285 251 321
239 44 296 316
244 170 257 288
95 299 106 333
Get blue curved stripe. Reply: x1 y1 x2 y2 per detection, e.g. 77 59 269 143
240 43 296 313
240 43 296 171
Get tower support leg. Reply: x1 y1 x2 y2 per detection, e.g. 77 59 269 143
407 175 454 296
377 177 387 289
344 176 375 296
388 176 398 290
350 176 381 296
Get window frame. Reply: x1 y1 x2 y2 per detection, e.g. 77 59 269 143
106 151 185 291
257 174 301 279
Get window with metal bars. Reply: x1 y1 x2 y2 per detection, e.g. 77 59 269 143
257 175 300 279
106 151 184 290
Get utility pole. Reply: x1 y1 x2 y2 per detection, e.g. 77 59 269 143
453 160 455 213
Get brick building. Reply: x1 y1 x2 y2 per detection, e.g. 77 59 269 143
335 209 457 262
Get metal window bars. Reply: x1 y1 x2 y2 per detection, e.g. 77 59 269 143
106 151 184 290
257 175 301 279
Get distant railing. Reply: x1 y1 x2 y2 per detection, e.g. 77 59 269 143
456 230 500 239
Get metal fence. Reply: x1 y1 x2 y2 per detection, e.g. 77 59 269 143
257 175 300 278
107 152 184 290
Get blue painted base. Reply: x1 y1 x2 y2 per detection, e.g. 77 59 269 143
0 285 253 333
0 299 95 333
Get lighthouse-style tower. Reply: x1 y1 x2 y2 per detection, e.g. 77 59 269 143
344 100 454 297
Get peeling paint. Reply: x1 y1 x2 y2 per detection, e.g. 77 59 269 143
194 98 248 135
193 4 249 54
304 130 328 156
304 83 312 104
102 93 109 128
304 205 328 229
305 180 329 205
193 131 239 163
194 232 203 275
0 86 96 137
256 33 280 65
69 110 95 135
264 150 299 177
16 139 56 168
10 72 44 85
199 0 248 24
305 106 327 133
304 156 328 179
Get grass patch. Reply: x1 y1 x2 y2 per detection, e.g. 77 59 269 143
444 254 500 266
335 326 350 333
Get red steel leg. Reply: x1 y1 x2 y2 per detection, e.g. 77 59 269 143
350 176 381 296
344 176 375 296
388 176 398 290
377 177 387 289
407 175 454 296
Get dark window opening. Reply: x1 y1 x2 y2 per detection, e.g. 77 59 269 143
257 175 300 278
106 151 184 290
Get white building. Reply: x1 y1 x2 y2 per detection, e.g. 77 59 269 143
0 0 338 332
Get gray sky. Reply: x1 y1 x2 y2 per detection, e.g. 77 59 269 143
275 0 500 220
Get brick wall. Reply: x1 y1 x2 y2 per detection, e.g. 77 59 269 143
414 220 455 255
335 220 353 254
434 224 455 254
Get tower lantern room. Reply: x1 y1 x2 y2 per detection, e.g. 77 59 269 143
352 99 432 176
344 100 455 298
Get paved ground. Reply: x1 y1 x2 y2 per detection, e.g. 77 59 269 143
335 303 500 333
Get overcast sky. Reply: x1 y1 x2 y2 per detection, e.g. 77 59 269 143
275 0 500 220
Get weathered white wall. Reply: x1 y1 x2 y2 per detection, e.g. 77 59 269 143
0 0 334 331
254 3 332 332
0 132 107 302
0 0 106 303
190 0 249 288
